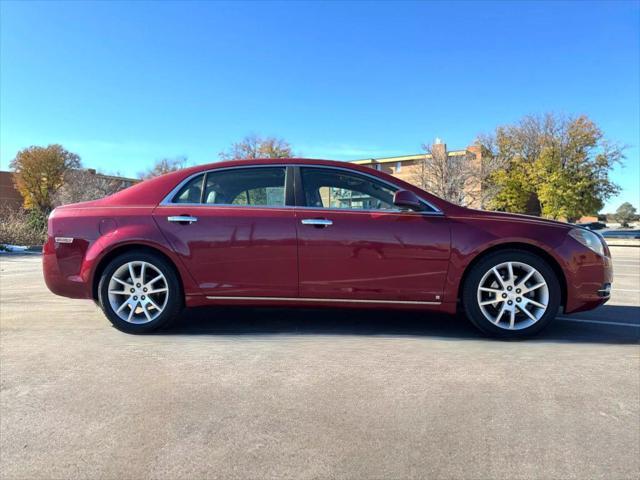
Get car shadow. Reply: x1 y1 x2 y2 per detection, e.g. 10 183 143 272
158 304 639 345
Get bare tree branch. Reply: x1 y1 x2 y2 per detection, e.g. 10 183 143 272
219 134 293 160
139 157 187 180
410 142 480 207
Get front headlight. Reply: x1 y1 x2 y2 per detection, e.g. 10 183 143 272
568 228 605 256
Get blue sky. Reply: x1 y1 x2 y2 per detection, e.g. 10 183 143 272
1 0 638 212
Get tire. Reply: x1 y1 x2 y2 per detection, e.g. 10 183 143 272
461 249 561 339
97 250 183 334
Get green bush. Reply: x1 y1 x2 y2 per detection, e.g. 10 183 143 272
0 207 47 246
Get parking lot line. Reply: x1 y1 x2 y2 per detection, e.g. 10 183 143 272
557 317 640 328
613 288 640 292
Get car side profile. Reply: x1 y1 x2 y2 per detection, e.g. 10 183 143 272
43 158 613 338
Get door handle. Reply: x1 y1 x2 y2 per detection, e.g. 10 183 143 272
301 218 333 227
167 215 198 224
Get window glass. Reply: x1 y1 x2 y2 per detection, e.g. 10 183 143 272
300 167 397 210
172 173 204 203
202 167 286 206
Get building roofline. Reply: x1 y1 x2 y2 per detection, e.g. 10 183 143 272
92 173 139 183
1 169 138 182
81 168 138 183
351 149 469 165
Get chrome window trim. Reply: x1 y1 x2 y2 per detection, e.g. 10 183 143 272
160 164 289 208
159 163 444 216
294 205 443 216
157 203 293 210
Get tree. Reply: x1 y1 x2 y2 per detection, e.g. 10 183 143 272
411 141 479 206
615 202 637 227
478 113 623 221
486 159 533 213
53 169 133 205
140 156 187 180
219 134 293 160
10 144 81 214
472 138 514 209
411 139 507 208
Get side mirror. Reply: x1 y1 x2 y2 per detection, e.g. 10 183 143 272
393 190 424 211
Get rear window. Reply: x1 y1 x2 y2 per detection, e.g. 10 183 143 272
172 174 204 204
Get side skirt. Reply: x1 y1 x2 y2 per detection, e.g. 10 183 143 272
204 295 441 305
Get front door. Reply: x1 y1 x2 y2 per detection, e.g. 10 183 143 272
154 166 298 298
295 166 451 303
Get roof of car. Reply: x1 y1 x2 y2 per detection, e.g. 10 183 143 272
179 157 367 173
88 157 458 213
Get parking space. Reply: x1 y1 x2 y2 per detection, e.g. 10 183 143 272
0 247 638 479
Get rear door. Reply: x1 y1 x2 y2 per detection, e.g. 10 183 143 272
295 166 450 303
153 165 298 298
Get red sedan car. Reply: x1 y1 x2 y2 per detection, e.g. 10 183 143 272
43 159 612 338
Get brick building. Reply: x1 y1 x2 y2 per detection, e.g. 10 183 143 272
0 171 23 208
351 140 483 208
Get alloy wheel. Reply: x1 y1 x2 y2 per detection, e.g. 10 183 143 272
107 261 169 324
476 261 549 330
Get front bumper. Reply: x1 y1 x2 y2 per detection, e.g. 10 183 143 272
564 250 613 314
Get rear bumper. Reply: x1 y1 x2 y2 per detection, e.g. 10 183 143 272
42 236 92 299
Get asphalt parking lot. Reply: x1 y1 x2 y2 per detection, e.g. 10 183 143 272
1 247 638 480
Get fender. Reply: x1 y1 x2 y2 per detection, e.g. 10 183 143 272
442 216 572 306
83 219 200 297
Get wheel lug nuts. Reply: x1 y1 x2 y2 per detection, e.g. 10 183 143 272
507 286 513 291
143 288 148 292
507 300 513 305
516 297 522 302
502 293 507 299
516 288 521 294
136 283 141 288
130 288 135 293
141 295 145 300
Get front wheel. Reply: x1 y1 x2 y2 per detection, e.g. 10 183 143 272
98 251 183 333
462 250 561 338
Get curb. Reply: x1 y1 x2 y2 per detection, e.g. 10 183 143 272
0 245 43 254
604 239 640 248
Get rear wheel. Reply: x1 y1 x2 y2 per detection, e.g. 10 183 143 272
462 250 561 338
98 251 183 333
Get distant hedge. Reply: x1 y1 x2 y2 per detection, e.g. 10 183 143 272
0 207 47 246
